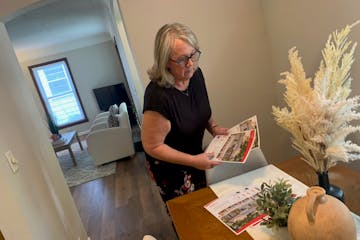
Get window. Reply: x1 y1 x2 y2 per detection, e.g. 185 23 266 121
29 58 88 129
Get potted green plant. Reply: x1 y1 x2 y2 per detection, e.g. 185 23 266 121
255 179 298 230
46 112 60 140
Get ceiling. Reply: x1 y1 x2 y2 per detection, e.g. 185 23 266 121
5 0 111 60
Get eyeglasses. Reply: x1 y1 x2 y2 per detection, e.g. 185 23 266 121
169 49 202 67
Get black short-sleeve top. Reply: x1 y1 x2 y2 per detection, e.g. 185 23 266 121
143 67 212 155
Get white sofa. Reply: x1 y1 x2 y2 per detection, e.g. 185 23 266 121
87 102 135 166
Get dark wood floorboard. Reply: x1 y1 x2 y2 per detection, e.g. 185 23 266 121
70 152 178 240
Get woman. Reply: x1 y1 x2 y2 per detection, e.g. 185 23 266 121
142 23 228 202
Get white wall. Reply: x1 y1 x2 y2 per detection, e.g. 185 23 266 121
0 23 87 240
119 0 360 168
119 0 280 162
21 40 128 134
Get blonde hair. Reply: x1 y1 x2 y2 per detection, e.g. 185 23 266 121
147 23 200 87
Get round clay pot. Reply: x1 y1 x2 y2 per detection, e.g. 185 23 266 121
287 186 356 240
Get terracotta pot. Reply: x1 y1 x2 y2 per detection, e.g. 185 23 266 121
288 186 356 240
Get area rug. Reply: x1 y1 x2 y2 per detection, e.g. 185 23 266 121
57 148 116 187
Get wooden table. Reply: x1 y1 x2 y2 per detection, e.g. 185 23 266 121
167 157 360 240
52 130 83 166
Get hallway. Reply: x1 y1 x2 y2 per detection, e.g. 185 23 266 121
70 152 178 240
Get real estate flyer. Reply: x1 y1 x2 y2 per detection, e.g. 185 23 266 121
237 115 260 149
205 115 260 163
204 187 266 235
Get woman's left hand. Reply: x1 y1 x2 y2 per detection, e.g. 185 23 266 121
207 118 228 136
211 125 228 136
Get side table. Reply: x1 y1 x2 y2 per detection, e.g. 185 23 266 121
51 130 83 166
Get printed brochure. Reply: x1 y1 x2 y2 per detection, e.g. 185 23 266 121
206 116 260 163
204 187 266 235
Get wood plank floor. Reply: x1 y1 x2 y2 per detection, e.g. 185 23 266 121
70 152 178 240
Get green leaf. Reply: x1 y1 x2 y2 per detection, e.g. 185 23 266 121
255 179 297 229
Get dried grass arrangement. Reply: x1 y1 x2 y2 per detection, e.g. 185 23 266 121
272 21 360 173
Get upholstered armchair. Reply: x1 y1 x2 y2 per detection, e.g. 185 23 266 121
87 102 135 166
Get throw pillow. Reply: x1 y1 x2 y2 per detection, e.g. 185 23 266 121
108 114 119 127
108 104 120 127
109 104 119 115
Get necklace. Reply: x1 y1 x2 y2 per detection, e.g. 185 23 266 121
179 88 189 96
174 80 190 96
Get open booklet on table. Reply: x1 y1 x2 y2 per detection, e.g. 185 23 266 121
204 186 266 235
205 115 260 163
204 165 306 238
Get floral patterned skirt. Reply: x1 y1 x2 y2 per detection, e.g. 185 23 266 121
145 157 206 202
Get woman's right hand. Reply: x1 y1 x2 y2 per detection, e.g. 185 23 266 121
192 152 222 170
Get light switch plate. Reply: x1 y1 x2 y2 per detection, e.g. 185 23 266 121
5 150 19 173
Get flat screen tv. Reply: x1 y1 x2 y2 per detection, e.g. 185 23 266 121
93 83 131 111
93 83 137 125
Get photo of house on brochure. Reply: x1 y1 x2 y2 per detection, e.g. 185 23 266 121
205 116 260 163
204 187 266 235
238 115 260 149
